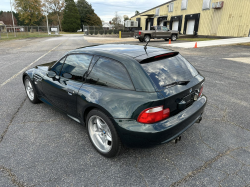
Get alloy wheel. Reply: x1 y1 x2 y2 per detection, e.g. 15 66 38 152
88 115 112 153
25 79 34 101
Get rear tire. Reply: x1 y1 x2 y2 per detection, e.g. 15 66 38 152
87 109 121 158
144 35 151 42
139 38 144 42
24 76 40 104
171 34 177 41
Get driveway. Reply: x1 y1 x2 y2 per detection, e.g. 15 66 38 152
0 35 250 186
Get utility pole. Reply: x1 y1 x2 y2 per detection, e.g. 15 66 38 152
10 0 16 37
45 2 49 35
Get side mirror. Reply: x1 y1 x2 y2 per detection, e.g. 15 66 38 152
63 73 72 79
47 71 56 78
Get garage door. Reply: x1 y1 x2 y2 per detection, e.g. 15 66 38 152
172 21 179 31
186 20 195 35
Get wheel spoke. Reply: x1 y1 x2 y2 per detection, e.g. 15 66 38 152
96 118 104 129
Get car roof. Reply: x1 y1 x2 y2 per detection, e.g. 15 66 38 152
71 44 174 59
68 44 176 92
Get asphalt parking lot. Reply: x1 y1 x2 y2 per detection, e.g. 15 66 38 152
0 35 250 187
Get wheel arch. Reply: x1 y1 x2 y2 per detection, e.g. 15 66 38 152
81 103 114 126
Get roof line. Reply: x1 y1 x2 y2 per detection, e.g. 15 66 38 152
131 0 176 18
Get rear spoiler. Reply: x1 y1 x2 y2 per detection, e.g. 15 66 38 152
139 52 179 64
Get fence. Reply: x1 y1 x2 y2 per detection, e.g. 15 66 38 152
0 25 60 39
83 25 139 36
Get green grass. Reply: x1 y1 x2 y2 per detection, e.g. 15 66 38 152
237 43 250 46
60 31 84 34
179 38 218 41
0 32 61 42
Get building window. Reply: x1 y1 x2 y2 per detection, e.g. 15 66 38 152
181 0 188 10
155 8 160 16
202 0 211 10
169 3 174 12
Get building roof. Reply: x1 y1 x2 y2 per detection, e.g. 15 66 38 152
0 21 5 26
131 0 176 18
102 22 114 27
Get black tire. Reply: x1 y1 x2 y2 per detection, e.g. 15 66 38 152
171 34 177 41
139 38 144 42
86 109 121 158
144 35 151 42
24 76 40 104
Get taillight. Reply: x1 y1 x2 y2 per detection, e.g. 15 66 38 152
199 86 203 97
139 31 141 35
137 106 170 124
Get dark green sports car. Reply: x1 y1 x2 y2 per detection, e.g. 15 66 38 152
23 44 206 157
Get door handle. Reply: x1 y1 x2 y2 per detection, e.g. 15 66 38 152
67 89 75 95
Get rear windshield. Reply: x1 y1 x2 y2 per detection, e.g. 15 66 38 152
141 54 198 90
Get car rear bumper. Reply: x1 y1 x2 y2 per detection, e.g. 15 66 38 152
134 35 142 39
114 95 207 147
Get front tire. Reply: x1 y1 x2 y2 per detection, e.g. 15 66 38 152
171 34 177 41
24 76 40 104
87 109 121 158
139 38 144 42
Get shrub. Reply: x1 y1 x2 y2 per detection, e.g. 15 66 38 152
89 31 94 35
113 30 118 34
108 30 112 34
94 30 98 35
99 30 104 35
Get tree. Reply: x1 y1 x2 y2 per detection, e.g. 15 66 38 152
135 10 140 16
123 15 129 22
43 0 64 31
76 0 102 27
111 12 121 29
14 0 43 26
61 0 80 32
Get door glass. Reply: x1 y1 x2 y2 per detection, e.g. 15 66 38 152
50 57 65 75
86 57 134 90
60 54 93 82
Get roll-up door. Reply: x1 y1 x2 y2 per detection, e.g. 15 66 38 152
186 20 195 35
172 21 179 31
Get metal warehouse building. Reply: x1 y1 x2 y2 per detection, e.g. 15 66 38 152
131 0 250 37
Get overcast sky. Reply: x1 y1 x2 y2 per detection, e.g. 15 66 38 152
0 0 171 22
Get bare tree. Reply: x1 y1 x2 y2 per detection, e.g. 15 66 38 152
112 12 121 29
43 0 65 31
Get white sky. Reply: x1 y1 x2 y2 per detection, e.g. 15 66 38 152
0 0 171 22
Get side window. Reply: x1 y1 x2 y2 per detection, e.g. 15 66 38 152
86 57 134 90
60 54 93 82
162 26 168 31
157 26 161 30
50 57 65 75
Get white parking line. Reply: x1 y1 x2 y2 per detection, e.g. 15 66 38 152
0 40 65 89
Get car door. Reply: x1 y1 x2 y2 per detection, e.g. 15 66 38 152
162 26 171 38
42 54 93 117
156 26 164 38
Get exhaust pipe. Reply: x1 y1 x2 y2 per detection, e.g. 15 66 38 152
173 136 181 144
196 117 202 123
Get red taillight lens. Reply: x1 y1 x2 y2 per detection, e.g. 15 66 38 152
139 31 141 35
199 86 203 97
137 106 170 124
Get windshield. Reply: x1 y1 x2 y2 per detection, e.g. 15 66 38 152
141 54 198 90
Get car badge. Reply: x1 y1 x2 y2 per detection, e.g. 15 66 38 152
189 88 192 93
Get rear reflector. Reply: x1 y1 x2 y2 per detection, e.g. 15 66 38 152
139 31 141 35
137 106 170 124
199 86 203 97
